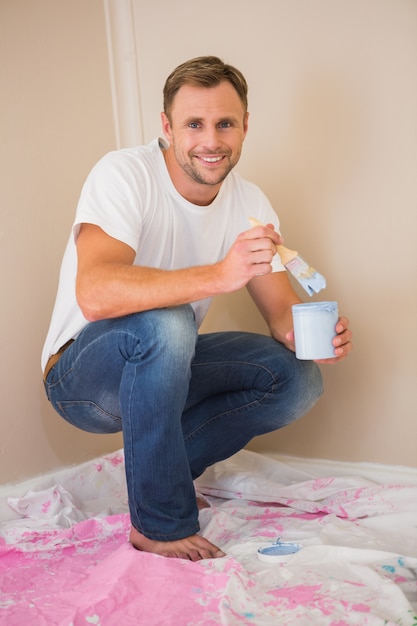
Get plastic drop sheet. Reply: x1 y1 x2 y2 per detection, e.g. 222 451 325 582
1 449 417 625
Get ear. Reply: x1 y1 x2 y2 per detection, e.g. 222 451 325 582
161 112 172 142
243 112 249 137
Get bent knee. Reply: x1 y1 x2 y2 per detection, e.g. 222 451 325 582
155 305 196 340
139 305 198 355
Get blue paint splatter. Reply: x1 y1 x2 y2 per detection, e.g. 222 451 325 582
242 613 255 619
382 565 396 574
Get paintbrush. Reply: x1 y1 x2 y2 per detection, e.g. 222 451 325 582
248 217 326 296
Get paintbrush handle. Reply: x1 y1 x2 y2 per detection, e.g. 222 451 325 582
276 244 298 266
248 217 298 266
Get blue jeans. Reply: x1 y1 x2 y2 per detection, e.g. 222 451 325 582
44 305 323 541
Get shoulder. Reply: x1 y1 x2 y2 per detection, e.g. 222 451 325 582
86 139 163 183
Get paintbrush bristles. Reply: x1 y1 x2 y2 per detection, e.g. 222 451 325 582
286 256 327 296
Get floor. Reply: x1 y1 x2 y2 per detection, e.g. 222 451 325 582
1 448 417 625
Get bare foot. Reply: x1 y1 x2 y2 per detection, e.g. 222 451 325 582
196 493 210 510
129 525 225 561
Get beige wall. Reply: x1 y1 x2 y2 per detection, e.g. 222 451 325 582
1 0 416 485
0 0 122 484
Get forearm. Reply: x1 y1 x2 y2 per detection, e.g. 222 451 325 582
247 272 302 349
268 310 299 349
75 221 283 321
76 262 226 322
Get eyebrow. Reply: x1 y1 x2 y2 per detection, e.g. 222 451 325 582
183 115 241 125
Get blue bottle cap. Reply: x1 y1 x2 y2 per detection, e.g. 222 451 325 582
257 540 302 563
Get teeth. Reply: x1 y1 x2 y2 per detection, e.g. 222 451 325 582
202 156 222 163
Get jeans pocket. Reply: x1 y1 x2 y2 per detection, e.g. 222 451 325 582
56 400 122 434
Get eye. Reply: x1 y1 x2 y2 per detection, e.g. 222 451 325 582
188 121 200 129
218 121 232 128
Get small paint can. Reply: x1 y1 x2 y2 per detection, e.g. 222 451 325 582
292 301 338 360
257 541 302 563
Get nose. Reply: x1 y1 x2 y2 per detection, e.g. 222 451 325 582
201 125 222 151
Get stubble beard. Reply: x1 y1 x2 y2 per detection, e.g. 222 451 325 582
174 142 240 187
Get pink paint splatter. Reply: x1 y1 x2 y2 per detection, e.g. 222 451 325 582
288 511 326 521
340 600 371 614
312 477 335 491
351 603 370 613
105 454 124 467
267 584 337 616
252 529 280 538
268 584 322 604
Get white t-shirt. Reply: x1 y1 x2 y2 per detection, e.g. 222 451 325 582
42 138 285 371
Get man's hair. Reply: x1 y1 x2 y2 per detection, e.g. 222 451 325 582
163 56 248 121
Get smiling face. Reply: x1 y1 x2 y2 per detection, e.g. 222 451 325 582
161 81 249 205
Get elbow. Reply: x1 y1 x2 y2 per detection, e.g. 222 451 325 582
77 298 102 323
76 283 106 322
81 307 102 323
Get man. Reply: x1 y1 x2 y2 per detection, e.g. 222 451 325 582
42 56 352 561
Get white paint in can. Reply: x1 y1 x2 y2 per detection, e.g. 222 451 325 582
292 301 338 360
